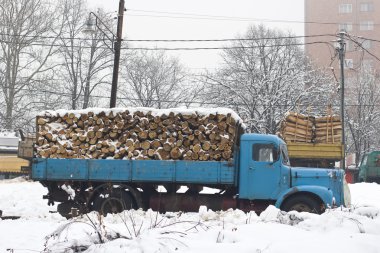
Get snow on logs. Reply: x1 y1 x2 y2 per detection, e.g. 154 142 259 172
36 108 244 161
279 112 342 143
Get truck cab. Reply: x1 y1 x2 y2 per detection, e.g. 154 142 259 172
239 134 350 212
359 151 380 183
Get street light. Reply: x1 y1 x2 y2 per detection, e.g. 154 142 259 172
83 0 125 108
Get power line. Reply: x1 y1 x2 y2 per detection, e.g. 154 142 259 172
125 34 335 42
345 34 380 63
0 38 333 51
0 32 336 43
126 9 380 26
126 13 308 24
123 41 332 50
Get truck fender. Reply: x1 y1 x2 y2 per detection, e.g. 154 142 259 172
275 185 334 209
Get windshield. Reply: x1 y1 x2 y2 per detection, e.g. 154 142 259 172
360 155 368 167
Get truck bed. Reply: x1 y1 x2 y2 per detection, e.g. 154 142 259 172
287 143 343 160
32 158 236 185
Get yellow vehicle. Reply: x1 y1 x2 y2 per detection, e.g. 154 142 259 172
280 111 343 168
286 142 343 168
0 131 31 179
0 155 30 179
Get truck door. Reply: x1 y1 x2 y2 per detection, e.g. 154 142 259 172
239 141 282 200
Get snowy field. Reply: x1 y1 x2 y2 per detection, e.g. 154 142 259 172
0 178 380 253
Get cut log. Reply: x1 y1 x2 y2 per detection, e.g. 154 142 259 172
141 140 151 150
170 147 182 159
151 140 162 149
37 118 47 125
36 108 241 161
192 144 202 153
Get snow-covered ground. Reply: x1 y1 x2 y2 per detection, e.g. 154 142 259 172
1 179 380 253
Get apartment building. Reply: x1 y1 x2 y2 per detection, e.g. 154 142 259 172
305 0 380 73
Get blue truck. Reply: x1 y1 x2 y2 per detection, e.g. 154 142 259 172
31 133 351 217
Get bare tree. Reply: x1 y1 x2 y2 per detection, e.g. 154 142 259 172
119 50 193 108
201 24 335 133
56 0 114 110
346 69 380 165
0 0 59 130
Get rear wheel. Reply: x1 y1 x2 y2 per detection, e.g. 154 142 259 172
282 195 322 214
92 188 135 216
57 200 84 219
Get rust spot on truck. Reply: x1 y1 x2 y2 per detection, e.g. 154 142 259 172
283 187 299 199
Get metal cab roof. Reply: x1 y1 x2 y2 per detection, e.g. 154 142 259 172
240 133 285 145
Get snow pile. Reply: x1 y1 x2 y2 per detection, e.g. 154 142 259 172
350 182 380 208
1 181 380 253
39 107 244 125
0 177 60 219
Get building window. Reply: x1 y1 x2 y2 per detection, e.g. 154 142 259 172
362 40 371 49
339 3 353 13
344 59 354 69
339 22 353 31
360 2 374 12
360 21 374 30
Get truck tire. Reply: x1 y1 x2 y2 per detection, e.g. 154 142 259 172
282 195 321 214
93 190 134 216
57 200 83 219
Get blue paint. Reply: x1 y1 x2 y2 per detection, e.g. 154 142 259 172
132 160 175 182
32 133 349 208
33 159 235 185
239 134 285 199
275 185 335 208
89 160 131 181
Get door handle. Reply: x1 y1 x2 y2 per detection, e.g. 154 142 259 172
249 167 256 171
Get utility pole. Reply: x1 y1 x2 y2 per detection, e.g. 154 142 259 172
110 0 125 108
337 30 346 170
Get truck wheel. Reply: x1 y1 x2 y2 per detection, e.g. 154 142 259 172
282 195 321 214
57 200 83 219
93 190 134 216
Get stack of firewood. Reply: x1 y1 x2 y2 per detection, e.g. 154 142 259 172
314 115 342 143
35 108 243 161
279 112 342 144
279 112 314 143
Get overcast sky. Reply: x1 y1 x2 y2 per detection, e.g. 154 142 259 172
88 0 304 69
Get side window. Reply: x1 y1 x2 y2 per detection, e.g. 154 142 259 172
252 143 278 162
376 155 380 167
281 144 290 166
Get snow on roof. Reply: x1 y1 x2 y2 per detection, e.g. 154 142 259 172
0 131 17 137
0 131 19 148
39 107 246 126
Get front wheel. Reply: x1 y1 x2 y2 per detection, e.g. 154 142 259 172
282 195 322 214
